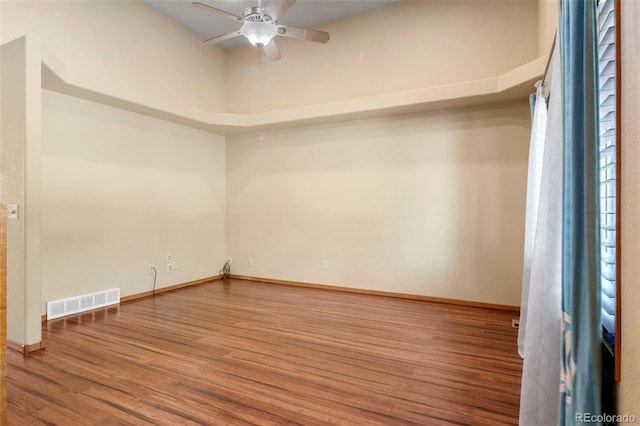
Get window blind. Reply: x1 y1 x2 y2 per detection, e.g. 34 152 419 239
597 0 617 351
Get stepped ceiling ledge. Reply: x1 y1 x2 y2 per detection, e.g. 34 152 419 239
21 36 545 135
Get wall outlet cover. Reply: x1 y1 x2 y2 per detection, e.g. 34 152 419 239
7 204 19 219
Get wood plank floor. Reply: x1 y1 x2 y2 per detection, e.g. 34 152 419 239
7 279 522 425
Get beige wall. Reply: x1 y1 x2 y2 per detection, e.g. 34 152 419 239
40 89 226 307
1 0 227 112
226 0 539 113
1 0 230 333
226 101 530 306
538 0 558 57
619 0 640 416
1 0 538 325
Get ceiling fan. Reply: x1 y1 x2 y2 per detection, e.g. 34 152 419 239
192 0 330 61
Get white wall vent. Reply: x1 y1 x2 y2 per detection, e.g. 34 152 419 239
46 288 120 320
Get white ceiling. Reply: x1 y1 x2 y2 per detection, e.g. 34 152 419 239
143 0 403 49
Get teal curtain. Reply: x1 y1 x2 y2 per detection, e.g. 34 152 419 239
558 0 602 423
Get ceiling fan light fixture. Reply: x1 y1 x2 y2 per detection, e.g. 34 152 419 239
241 21 277 47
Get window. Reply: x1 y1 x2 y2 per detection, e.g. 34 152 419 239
596 0 619 374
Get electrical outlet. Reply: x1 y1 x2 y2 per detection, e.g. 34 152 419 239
149 265 156 274
248 257 254 267
167 263 173 272
167 253 173 262
321 260 328 270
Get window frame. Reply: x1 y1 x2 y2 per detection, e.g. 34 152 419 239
613 0 621 382
596 0 622 381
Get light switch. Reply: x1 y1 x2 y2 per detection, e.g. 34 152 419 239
7 204 19 219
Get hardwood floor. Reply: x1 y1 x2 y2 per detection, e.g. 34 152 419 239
7 279 522 425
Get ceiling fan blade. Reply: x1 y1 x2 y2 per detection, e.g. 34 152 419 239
263 0 295 22
202 30 242 45
276 25 330 44
192 2 242 21
261 40 282 62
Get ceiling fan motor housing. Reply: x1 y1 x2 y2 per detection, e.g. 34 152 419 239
243 6 273 23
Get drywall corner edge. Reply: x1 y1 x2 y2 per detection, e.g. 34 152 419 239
0 35 43 347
